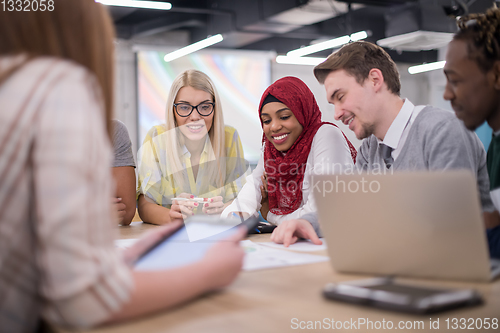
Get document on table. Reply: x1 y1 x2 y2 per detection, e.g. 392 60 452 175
115 238 138 249
129 221 143 226
241 240 329 271
115 239 329 271
256 238 327 252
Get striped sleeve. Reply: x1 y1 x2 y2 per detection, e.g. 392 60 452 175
32 62 133 328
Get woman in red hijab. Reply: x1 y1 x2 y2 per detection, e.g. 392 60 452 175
222 77 356 244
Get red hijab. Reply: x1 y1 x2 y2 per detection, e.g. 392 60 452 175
259 76 357 215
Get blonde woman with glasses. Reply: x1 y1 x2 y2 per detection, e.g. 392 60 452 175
137 70 248 225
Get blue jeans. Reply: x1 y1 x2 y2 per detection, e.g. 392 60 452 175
487 225 500 259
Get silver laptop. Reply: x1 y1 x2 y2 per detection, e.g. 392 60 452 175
313 171 500 282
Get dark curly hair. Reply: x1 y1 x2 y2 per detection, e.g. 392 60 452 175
454 7 500 72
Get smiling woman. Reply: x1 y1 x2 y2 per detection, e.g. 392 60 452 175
137 69 249 225
260 100 304 153
221 76 356 238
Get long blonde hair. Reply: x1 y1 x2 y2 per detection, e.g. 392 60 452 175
0 0 115 136
165 69 227 192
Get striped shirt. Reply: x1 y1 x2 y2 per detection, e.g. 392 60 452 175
0 56 133 332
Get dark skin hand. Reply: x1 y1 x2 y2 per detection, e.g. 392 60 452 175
483 211 500 229
112 166 136 225
260 172 269 220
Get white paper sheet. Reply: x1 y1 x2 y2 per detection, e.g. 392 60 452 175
116 238 329 271
129 221 143 226
256 238 327 252
115 238 138 249
241 240 329 271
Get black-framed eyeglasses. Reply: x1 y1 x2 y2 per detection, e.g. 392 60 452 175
173 102 215 117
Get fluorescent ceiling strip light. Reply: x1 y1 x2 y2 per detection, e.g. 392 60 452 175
276 55 326 66
350 31 368 42
286 31 368 57
287 36 350 57
408 60 446 74
96 0 172 10
164 34 224 62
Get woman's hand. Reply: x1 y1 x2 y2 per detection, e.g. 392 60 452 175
202 196 224 215
260 173 270 220
170 193 198 220
200 227 246 289
270 219 322 247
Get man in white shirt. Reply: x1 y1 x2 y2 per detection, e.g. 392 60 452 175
271 41 494 246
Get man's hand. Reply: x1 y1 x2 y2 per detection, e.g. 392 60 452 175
483 210 500 229
270 219 322 247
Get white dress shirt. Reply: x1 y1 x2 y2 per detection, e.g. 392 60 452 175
378 99 425 161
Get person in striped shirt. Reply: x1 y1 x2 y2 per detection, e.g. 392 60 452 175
0 2 245 332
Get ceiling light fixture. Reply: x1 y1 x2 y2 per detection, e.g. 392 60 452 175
286 31 368 57
377 31 454 52
275 55 326 66
408 60 446 74
164 34 224 62
350 31 368 42
96 0 172 10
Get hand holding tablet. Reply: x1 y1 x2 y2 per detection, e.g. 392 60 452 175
134 215 259 271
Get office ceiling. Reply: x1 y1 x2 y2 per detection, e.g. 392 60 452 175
109 0 495 63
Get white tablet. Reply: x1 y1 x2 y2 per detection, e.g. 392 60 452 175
134 216 258 271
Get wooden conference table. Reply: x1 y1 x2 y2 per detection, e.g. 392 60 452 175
66 220 500 333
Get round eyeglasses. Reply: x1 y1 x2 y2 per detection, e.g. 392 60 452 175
173 102 215 117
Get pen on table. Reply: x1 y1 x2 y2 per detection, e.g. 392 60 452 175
172 197 208 203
